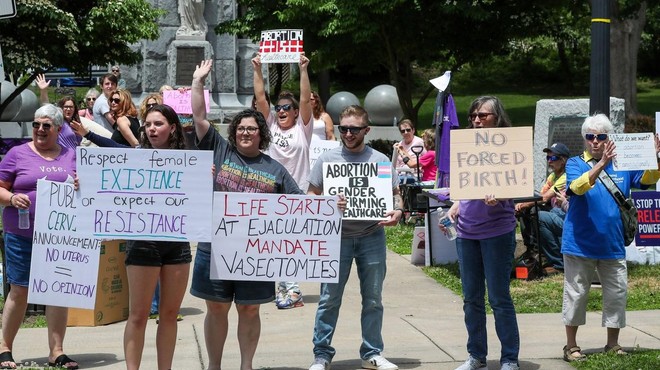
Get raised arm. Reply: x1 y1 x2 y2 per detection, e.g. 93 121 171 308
298 53 312 125
192 59 212 140
36 74 51 104
251 54 271 120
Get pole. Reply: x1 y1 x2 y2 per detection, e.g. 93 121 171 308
590 0 610 117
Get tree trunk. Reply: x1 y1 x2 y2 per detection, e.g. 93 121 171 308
610 1 646 118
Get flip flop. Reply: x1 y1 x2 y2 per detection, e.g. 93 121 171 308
48 354 79 369
0 351 17 369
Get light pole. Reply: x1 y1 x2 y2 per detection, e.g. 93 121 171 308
590 0 610 117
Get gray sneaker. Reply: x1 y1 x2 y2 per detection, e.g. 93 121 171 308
455 356 487 370
500 363 519 370
309 357 330 370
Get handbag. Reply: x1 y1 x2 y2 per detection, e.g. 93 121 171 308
584 157 638 245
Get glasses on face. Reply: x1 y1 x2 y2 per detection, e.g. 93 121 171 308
146 103 157 111
338 126 367 135
468 112 495 121
236 126 259 134
275 104 292 111
87 97 96 102
585 133 608 141
62 105 75 110
546 155 561 162
400 128 412 134
112 69 119 72
32 121 53 130
110 98 121 104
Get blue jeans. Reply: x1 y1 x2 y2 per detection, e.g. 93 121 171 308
538 208 565 270
456 230 519 365
312 229 387 362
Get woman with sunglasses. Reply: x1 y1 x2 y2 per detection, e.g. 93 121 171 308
393 119 426 184
79 88 100 120
252 53 313 309
0 104 79 370
560 114 660 362
139 93 163 123
108 89 140 147
441 96 520 370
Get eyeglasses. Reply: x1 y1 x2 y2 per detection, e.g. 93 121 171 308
146 103 157 110
275 104 292 111
338 126 367 135
86 97 96 102
400 128 412 134
32 121 53 130
110 98 121 104
111 69 119 72
236 126 259 134
546 155 561 162
62 105 75 110
468 112 495 121
585 133 608 141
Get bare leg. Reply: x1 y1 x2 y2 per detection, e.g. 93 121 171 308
124 265 160 370
565 325 582 355
0 285 28 367
205 301 231 370
47 305 77 368
236 304 261 370
606 327 621 348
156 263 190 370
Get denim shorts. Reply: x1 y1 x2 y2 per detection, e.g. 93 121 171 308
3 232 32 287
125 240 192 266
190 247 275 305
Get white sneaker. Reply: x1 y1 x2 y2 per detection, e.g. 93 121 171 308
455 356 487 370
309 357 330 370
500 363 519 370
361 355 398 370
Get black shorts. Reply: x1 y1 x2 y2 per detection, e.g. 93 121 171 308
125 240 192 266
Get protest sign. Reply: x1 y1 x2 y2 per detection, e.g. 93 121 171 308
449 127 533 200
210 192 342 282
309 137 340 169
323 161 394 220
632 191 660 246
609 133 657 171
75 147 213 241
162 89 210 114
258 29 304 63
28 180 102 309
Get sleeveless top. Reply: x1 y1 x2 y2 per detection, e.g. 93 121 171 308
111 116 141 147
311 116 327 140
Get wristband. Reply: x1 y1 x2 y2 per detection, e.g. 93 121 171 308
9 193 16 207
402 157 410 164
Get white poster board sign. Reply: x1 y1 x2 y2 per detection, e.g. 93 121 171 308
75 147 213 241
449 127 534 200
610 133 657 171
323 162 394 220
210 192 342 282
258 29 304 63
162 89 210 114
309 137 340 168
28 180 102 309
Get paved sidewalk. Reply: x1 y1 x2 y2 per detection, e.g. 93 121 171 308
8 247 660 369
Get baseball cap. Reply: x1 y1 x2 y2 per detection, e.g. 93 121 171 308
543 142 570 157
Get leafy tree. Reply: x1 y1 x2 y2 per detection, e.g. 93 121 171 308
0 0 163 116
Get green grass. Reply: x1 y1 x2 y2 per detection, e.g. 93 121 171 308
570 348 660 370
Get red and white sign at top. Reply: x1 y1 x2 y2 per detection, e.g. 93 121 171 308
259 29 304 64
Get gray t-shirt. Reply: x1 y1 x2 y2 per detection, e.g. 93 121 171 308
308 145 396 238
92 95 113 132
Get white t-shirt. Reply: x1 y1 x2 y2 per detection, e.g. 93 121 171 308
266 113 313 192
92 95 114 132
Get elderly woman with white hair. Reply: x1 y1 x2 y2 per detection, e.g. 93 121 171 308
0 104 79 369
561 113 660 362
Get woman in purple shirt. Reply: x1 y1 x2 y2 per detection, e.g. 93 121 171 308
443 96 520 370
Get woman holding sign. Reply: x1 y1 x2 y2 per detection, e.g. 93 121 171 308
441 96 520 370
190 59 304 370
0 104 78 369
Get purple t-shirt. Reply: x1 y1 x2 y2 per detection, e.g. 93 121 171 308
58 121 82 149
0 143 76 238
456 199 516 240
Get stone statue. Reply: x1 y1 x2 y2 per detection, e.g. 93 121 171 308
177 0 207 37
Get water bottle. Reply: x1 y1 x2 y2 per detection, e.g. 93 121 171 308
18 208 30 230
437 209 457 241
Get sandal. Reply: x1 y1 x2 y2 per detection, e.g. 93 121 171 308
0 351 17 369
563 345 586 362
604 344 628 355
48 354 79 369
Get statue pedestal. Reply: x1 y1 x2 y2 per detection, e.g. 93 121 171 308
167 40 213 88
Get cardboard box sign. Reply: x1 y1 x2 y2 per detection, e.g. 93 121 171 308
67 240 129 327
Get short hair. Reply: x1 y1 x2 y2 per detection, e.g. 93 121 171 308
397 118 415 131
339 105 369 126
466 96 511 128
34 104 64 127
101 73 118 86
277 91 299 110
140 104 186 150
228 109 271 151
422 129 435 150
159 85 173 94
110 89 138 118
581 113 614 136
85 88 100 99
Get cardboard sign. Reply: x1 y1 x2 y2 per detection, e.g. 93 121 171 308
309 137 340 168
632 191 660 246
75 147 213 241
610 133 657 171
162 89 210 114
259 29 304 63
449 127 534 200
323 162 394 220
28 180 102 309
210 192 342 282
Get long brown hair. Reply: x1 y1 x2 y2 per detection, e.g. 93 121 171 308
140 104 186 150
110 89 138 118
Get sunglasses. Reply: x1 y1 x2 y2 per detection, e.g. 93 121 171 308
468 112 495 121
146 103 157 110
275 104 292 111
585 133 608 141
86 97 96 102
400 128 412 134
110 98 121 104
546 155 561 162
236 126 259 134
338 126 367 135
111 69 119 72
32 121 53 130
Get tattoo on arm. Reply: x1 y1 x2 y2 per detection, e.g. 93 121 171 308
393 194 403 210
